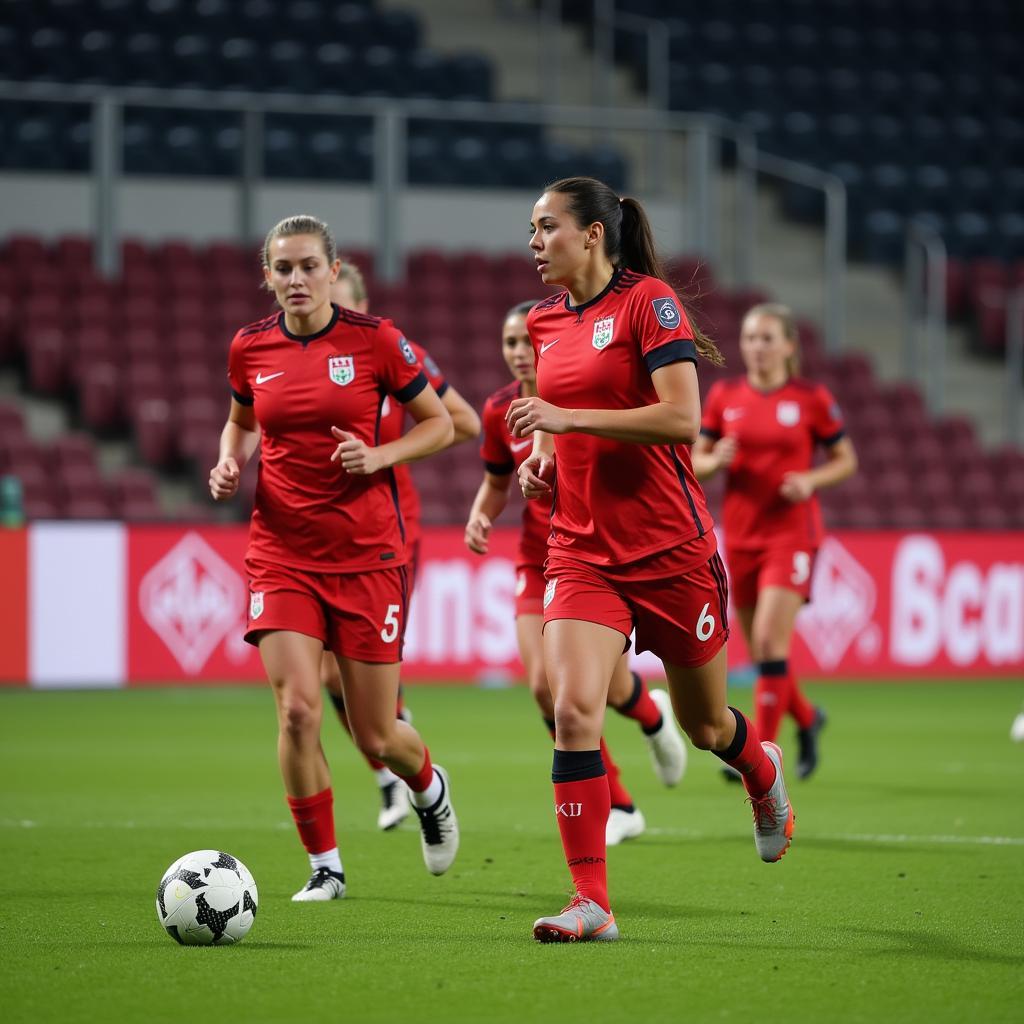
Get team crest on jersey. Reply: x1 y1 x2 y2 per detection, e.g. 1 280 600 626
776 400 801 426
398 335 417 365
592 316 615 350
328 355 355 387
249 591 264 620
651 296 681 330
543 578 557 609
516 571 527 597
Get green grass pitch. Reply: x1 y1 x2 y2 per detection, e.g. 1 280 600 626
2 680 1022 1024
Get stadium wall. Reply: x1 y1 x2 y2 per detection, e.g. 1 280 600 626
1 524 1022 687
0 174 688 252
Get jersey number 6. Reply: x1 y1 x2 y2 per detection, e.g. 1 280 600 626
696 603 716 642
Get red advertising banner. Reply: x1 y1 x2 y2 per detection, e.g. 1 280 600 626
0 528 28 685
122 525 1024 685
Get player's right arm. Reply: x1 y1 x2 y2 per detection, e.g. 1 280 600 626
210 398 259 501
464 471 513 555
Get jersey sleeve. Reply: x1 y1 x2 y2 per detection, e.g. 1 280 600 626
811 384 845 445
480 395 514 475
376 321 428 404
700 381 725 440
632 278 698 375
227 331 253 406
410 340 449 399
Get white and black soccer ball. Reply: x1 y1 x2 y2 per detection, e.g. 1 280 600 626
156 850 258 946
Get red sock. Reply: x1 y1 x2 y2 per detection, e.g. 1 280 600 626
787 675 816 729
714 708 776 797
612 672 662 732
754 662 789 743
398 745 433 793
552 750 611 912
600 737 634 809
286 787 336 855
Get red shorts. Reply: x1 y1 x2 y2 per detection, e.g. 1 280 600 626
244 557 409 663
515 562 546 617
542 549 730 668
727 545 817 609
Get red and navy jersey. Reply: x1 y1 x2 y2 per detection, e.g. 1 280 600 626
228 304 427 572
701 376 845 550
378 339 448 547
480 380 549 567
528 269 715 568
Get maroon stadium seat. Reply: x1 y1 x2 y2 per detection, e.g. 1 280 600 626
80 362 123 433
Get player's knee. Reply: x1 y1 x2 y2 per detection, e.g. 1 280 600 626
684 721 720 751
279 693 320 740
553 694 598 745
353 723 394 762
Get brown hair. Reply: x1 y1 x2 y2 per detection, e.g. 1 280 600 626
261 214 337 272
505 299 537 320
336 259 369 305
744 302 800 377
544 176 724 366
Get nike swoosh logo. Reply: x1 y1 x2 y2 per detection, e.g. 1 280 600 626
723 409 744 420
255 371 285 384
540 339 560 354
510 439 532 452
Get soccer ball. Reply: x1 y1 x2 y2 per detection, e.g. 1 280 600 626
156 850 258 946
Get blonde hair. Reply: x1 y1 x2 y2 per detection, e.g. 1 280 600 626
336 259 368 305
261 214 337 271
744 302 800 377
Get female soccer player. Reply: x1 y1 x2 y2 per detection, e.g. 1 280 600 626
321 260 480 832
692 304 858 780
465 301 689 847
209 215 460 902
510 177 794 943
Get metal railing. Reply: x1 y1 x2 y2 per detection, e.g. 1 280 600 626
903 221 948 414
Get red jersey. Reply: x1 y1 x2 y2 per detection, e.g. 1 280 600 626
700 376 845 550
528 269 715 568
228 305 428 572
480 380 550 566
378 339 448 546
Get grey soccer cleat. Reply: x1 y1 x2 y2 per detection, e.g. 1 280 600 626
749 741 795 863
533 895 619 943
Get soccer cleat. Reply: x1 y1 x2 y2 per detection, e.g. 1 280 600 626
377 780 410 831
606 806 646 846
721 764 743 784
749 741 795 863
291 867 346 902
410 765 459 875
645 688 688 786
533 895 619 943
1012 712 1024 743
796 707 827 780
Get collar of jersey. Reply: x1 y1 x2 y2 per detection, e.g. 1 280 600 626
745 374 792 397
563 267 625 316
278 303 340 345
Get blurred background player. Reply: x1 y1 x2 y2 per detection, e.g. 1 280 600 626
464 300 688 847
692 303 858 780
511 177 795 943
209 215 459 901
319 261 480 832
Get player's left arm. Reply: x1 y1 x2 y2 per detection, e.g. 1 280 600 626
506 358 701 445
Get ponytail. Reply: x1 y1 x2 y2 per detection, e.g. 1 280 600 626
547 177 724 366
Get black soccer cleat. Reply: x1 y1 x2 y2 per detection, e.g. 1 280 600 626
796 707 827 780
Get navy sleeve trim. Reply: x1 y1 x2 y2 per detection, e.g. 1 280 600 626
700 426 721 440
644 339 698 375
394 371 428 404
231 387 254 407
484 459 514 476
820 428 845 446
435 380 450 399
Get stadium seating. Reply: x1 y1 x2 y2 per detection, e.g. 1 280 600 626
2 233 1022 530
0 1 627 190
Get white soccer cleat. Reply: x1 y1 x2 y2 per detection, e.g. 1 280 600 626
646 688 688 786
749 741 795 863
377 779 410 831
1011 712 1024 743
291 867 346 902
605 807 646 846
410 765 459 875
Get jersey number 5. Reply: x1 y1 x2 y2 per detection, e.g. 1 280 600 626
791 551 811 586
380 604 401 643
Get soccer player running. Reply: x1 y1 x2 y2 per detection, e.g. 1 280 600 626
320 260 480 832
692 304 858 780
465 301 689 847
511 177 794 944
209 215 460 902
